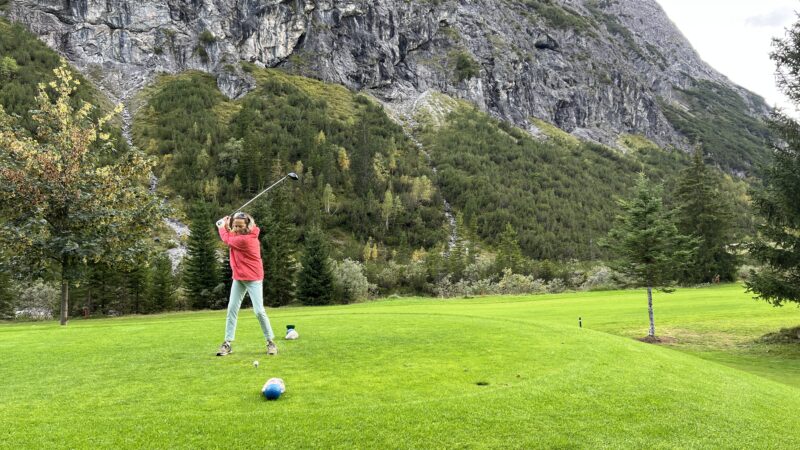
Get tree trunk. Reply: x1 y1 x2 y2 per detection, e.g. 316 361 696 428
60 276 69 326
647 285 655 337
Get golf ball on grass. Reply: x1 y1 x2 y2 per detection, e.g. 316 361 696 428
262 377 286 400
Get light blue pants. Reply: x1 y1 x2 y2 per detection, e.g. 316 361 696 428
224 280 275 342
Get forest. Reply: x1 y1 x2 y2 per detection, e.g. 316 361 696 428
0 17 772 319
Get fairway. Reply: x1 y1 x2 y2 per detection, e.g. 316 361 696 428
2 284 800 448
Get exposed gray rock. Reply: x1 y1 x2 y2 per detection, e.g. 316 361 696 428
216 64 256 99
163 218 189 273
2 0 772 153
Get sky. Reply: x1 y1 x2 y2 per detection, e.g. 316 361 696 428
656 0 798 114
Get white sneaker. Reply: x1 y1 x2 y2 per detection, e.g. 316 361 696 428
216 341 232 356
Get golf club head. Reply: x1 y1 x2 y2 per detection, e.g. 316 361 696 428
288 172 299 180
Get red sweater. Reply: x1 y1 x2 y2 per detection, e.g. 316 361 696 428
218 226 264 281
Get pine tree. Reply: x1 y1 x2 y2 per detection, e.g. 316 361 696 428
84 262 114 314
184 202 220 309
674 147 738 283
496 223 526 274
744 23 800 306
297 228 334 306
220 251 233 303
125 264 150 315
254 199 298 307
745 113 800 306
148 255 175 313
604 174 694 337
447 213 473 281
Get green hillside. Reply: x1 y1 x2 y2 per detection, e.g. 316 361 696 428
0 16 768 308
133 66 709 262
133 68 446 254
420 108 694 260
661 80 773 175
0 18 124 144
2 284 799 448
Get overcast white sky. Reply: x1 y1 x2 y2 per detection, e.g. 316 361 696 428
656 0 798 113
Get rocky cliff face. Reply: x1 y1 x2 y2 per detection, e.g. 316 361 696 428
2 0 771 152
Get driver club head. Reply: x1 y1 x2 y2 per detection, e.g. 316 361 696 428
288 172 299 181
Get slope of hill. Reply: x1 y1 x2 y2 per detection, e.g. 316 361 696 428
133 67 447 255
132 65 707 260
0 23 756 265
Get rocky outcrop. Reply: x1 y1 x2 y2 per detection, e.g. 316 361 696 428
3 0 771 152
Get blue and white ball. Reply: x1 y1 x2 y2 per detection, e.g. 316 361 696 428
262 378 286 400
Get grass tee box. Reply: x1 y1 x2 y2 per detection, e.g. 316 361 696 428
2 284 800 448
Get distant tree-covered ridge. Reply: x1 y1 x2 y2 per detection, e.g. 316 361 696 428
661 80 772 176
419 106 687 260
133 64 758 263
133 67 446 258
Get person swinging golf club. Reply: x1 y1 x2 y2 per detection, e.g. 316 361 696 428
215 211 277 357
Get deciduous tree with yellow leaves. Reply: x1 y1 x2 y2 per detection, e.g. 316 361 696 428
0 61 166 325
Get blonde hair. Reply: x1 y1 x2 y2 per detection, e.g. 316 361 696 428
230 212 255 234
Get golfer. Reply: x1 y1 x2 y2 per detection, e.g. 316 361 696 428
215 212 277 357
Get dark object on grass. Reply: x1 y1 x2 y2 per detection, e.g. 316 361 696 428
759 327 800 344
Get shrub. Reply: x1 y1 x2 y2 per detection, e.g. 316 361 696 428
464 254 496 282
449 50 480 82
376 261 401 291
581 265 619 291
470 279 496 296
435 275 454 298
737 265 758 282
199 30 216 45
403 262 430 293
497 269 535 295
14 280 59 320
331 258 374 303
195 45 209 63
546 278 566 294
530 279 547 294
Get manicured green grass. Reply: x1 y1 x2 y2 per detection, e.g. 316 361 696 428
2 284 800 448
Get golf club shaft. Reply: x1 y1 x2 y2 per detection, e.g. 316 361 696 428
216 175 290 228
232 175 289 214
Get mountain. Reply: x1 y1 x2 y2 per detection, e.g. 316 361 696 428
0 1 766 268
2 0 773 175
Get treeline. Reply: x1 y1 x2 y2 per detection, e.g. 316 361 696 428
134 69 446 255
0 19 772 320
421 108 753 261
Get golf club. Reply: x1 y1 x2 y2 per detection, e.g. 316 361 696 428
216 172 299 228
